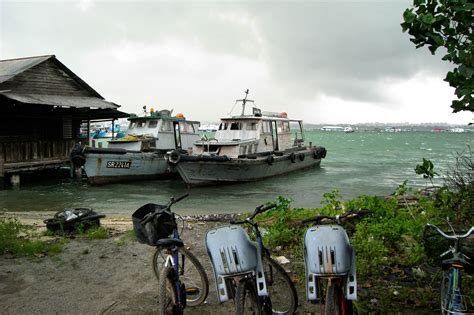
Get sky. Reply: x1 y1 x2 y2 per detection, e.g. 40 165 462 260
1 0 472 124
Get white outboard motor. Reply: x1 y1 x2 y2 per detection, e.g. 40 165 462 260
304 225 357 301
206 225 267 302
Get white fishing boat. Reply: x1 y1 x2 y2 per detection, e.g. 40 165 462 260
166 90 327 186
72 109 200 184
344 126 354 133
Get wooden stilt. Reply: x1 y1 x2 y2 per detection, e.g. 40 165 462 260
11 174 20 187
0 159 4 189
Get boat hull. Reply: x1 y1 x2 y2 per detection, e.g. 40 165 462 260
173 149 322 186
83 150 174 185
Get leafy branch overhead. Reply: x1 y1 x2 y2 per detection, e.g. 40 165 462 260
401 0 474 113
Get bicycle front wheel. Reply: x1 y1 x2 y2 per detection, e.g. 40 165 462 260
262 253 298 315
158 267 179 315
324 280 338 315
152 246 209 306
235 278 261 315
440 270 451 314
323 279 353 315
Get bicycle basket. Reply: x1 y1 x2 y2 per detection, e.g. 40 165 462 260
132 203 175 246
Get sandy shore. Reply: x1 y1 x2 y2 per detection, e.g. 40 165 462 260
0 212 311 314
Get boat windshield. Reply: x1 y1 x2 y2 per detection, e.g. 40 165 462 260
218 120 258 131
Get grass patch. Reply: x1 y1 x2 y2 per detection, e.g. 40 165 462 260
85 226 109 239
115 229 136 246
0 218 66 257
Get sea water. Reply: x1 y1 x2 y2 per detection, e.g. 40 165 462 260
0 131 472 215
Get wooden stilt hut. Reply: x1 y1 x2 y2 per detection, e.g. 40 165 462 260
0 55 129 187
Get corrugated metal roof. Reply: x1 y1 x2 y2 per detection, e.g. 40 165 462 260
1 92 119 109
0 55 53 84
0 55 128 114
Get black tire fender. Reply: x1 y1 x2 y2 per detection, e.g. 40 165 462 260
298 153 305 161
266 155 274 165
290 152 296 163
71 154 86 166
313 147 327 159
168 150 181 164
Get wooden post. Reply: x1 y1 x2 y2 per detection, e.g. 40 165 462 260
87 120 91 147
0 159 4 190
11 174 20 188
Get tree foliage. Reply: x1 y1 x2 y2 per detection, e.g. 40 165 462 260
401 0 474 113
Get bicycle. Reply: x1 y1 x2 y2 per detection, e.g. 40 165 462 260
206 203 298 315
302 209 370 315
132 194 209 314
425 222 474 314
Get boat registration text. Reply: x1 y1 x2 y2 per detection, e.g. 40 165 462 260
106 161 132 169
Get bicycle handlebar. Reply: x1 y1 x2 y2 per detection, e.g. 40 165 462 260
425 223 474 241
171 193 189 205
302 208 371 225
140 194 189 225
230 203 277 225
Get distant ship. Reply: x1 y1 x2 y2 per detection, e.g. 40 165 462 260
320 126 343 131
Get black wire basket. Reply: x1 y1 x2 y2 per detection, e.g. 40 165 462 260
132 203 176 246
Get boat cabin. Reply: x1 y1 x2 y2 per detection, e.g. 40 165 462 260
192 110 305 158
108 110 200 152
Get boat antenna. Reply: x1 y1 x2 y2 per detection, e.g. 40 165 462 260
236 89 254 116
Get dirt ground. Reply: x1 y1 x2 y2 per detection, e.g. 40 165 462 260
0 213 315 315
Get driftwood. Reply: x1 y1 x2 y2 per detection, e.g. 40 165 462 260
182 213 241 222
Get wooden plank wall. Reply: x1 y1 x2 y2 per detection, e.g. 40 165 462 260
0 139 75 163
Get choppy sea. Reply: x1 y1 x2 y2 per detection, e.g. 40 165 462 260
1 131 472 215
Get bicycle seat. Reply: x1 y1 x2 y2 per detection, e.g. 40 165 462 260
155 238 184 248
442 257 471 270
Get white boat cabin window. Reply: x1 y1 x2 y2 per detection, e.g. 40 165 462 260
160 120 172 132
245 122 258 130
180 122 195 133
290 121 304 143
137 121 146 129
262 121 271 133
129 122 136 129
276 121 282 133
230 122 242 130
148 120 158 128
218 122 228 130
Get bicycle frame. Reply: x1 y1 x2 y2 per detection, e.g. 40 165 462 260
164 225 184 307
443 267 469 313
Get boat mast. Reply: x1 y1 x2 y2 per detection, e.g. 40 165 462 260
237 89 254 116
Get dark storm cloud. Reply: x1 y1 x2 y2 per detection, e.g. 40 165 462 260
1 0 462 122
245 1 452 104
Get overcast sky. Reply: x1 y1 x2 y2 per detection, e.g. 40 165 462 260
1 0 472 124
